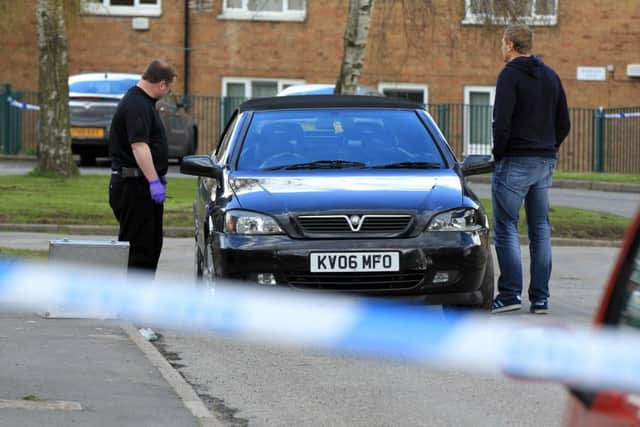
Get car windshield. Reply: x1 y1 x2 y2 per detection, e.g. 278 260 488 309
69 78 138 96
236 109 444 171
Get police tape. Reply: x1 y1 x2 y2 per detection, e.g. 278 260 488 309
1 257 640 392
6 96 40 111
604 111 640 119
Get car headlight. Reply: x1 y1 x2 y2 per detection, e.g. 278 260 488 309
224 210 284 235
426 208 485 232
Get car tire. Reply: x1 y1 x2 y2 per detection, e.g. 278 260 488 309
476 252 495 310
194 240 204 280
443 252 495 311
202 233 217 289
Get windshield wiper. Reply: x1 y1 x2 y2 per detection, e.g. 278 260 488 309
371 161 442 169
265 160 367 170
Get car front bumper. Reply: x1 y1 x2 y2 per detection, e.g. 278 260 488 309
210 230 491 305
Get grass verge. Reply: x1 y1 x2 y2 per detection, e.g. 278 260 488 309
0 247 48 260
553 172 640 184
0 174 632 241
0 174 194 227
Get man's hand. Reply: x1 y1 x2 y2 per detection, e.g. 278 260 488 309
149 179 166 204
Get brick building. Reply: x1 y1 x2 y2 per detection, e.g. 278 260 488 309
1 0 639 168
3 0 639 104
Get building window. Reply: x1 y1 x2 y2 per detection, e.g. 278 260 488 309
463 86 495 155
462 0 557 26
219 0 306 21
377 82 428 104
82 0 162 16
222 77 305 98
220 77 304 127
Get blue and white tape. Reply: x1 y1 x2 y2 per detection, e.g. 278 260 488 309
1 258 640 392
6 96 40 111
604 111 640 119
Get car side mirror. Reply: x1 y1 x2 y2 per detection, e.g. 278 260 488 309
180 155 223 181
460 154 495 176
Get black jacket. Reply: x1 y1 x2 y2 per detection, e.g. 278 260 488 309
492 56 570 161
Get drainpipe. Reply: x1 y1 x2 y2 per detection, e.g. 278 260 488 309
183 0 190 109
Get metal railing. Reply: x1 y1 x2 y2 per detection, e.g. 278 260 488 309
2 85 638 173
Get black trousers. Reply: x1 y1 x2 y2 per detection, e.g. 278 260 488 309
109 174 164 273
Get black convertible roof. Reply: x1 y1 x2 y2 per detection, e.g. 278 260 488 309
237 95 423 112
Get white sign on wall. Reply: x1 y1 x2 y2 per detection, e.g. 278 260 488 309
577 66 607 81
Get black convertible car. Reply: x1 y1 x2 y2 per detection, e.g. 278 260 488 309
181 95 495 309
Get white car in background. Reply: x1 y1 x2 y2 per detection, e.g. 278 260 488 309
277 83 383 97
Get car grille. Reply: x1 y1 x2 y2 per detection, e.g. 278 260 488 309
296 215 413 236
283 271 424 292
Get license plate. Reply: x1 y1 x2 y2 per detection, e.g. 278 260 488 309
71 127 104 138
310 252 400 273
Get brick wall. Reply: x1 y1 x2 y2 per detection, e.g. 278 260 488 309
1 0 639 107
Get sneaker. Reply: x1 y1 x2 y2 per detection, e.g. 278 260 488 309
530 301 549 314
490 296 522 313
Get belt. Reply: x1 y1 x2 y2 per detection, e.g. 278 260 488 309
112 167 144 178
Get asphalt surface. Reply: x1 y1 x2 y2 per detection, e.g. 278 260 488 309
0 156 636 425
0 311 201 427
0 230 623 426
468 179 638 218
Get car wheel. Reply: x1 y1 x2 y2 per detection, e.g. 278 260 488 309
194 240 204 280
442 252 495 311
477 252 495 310
79 154 96 166
202 234 217 289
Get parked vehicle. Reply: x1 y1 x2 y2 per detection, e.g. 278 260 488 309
68 72 197 165
277 83 383 97
563 209 640 426
180 95 495 308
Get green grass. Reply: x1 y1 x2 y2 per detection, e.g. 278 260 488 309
553 172 640 184
0 174 632 240
0 175 194 227
480 199 630 240
0 247 48 260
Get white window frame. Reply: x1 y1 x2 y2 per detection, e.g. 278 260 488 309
463 85 495 156
221 77 305 98
219 0 306 22
377 82 429 104
462 0 557 26
82 0 162 17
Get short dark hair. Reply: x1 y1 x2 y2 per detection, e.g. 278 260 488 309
142 60 177 84
504 24 533 54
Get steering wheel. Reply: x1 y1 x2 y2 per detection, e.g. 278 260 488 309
259 152 306 169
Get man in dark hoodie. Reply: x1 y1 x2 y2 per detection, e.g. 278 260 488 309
490 24 570 315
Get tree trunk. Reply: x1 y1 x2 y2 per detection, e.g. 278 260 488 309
335 0 375 95
35 0 78 176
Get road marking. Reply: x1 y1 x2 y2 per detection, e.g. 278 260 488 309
0 399 82 411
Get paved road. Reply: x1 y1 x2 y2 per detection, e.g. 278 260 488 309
468 182 638 218
0 231 619 426
160 244 618 427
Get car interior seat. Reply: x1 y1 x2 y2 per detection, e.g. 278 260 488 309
256 122 306 167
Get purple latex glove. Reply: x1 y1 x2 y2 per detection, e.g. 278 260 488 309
159 175 167 186
149 179 166 204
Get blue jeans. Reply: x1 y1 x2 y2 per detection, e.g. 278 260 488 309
491 157 556 303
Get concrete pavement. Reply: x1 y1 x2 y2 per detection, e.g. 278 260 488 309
0 311 202 427
0 234 219 426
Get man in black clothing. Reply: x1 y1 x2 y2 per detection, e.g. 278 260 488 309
108 60 176 274
490 25 571 315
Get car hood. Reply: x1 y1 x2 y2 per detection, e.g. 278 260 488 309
228 170 464 215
